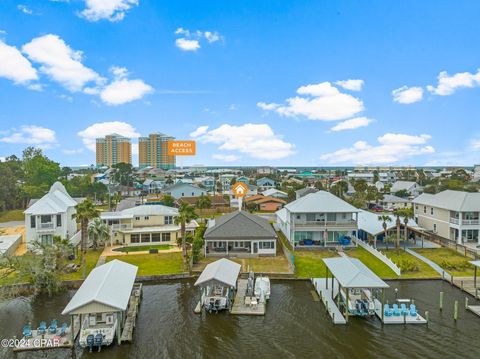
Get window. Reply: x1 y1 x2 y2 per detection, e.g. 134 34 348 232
296 215 301 220
161 233 171 242
430 208 434 215
40 234 53 246
327 213 336 221
131 234 140 243
181 192 184 196
259 241 274 249
415 205 418 210
433 224 437 232
141 234 151 243
165 216 173 225
191 192 194 196
306 214 315 221
41 215 51 223
423 206 427 214
56 214 62 227
30 216 36 229
151 233 161 242
135 216 140 221
342 213 347 219
144 216 149 220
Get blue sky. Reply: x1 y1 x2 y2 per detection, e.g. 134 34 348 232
0 0 479 167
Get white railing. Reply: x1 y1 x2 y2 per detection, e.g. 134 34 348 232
449 218 459 224
354 238 401 276
462 219 479 225
295 220 357 228
39 222 54 229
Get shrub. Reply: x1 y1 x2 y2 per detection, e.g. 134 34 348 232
440 259 472 271
398 258 419 272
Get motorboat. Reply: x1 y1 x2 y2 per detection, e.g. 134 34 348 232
203 285 231 313
79 313 117 352
254 276 271 301
339 288 375 316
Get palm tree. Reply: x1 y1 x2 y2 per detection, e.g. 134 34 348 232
393 212 402 250
395 208 415 248
196 195 211 219
377 215 392 250
174 203 198 272
74 199 99 279
88 217 110 249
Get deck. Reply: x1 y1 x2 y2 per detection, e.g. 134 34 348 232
230 279 266 315
467 305 480 317
120 283 143 343
311 278 346 325
452 277 480 298
373 299 427 324
13 316 80 352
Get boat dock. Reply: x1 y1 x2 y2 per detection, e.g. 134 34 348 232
467 305 480 317
13 316 80 352
373 299 427 324
230 279 266 316
121 283 143 343
311 278 346 324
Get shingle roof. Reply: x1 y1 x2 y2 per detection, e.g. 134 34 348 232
204 211 276 239
382 194 410 203
391 181 419 193
413 190 480 212
285 190 358 213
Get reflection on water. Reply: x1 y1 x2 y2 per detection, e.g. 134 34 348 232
1 280 480 359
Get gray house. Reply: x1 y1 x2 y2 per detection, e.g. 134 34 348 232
162 182 207 199
204 211 277 257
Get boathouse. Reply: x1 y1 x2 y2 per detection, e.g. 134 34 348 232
62 260 138 346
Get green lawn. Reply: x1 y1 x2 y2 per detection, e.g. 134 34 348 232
413 248 475 277
294 250 338 278
114 244 175 253
61 250 103 280
347 247 398 278
0 209 24 223
105 252 184 276
382 249 439 279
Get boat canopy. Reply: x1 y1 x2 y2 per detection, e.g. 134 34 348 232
194 258 241 288
469 260 480 267
62 259 138 315
323 256 389 289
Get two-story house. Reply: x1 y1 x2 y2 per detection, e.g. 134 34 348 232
390 181 423 198
24 182 81 246
256 177 277 191
276 190 359 248
101 204 199 246
413 190 480 246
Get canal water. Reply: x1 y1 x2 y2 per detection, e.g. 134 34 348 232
1 279 479 359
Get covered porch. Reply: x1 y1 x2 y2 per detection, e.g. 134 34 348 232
204 239 275 257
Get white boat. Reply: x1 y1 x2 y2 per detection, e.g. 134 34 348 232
203 285 232 313
339 288 375 316
254 276 271 301
79 313 118 351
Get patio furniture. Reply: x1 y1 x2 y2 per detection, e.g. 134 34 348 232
251 297 258 309
37 321 47 335
58 323 68 336
392 304 401 316
48 319 58 334
400 303 408 316
23 324 32 338
245 296 251 306
384 304 393 317
410 304 417 317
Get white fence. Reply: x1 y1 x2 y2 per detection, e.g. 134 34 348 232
69 230 82 247
354 238 401 276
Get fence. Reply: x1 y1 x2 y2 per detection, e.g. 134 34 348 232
354 237 401 276
422 231 479 259
277 232 295 273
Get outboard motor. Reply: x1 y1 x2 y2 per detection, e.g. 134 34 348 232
86 334 94 353
94 333 103 352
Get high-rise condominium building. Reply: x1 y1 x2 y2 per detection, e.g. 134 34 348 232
96 134 132 167
139 133 176 169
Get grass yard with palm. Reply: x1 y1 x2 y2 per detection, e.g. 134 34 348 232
105 252 184 276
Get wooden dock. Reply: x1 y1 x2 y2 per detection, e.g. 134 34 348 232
373 299 427 325
230 279 266 316
467 305 480 317
120 283 143 343
311 278 346 324
451 277 480 298
13 316 80 352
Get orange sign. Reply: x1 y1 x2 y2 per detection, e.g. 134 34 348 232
232 182 249 198
167 140 196 156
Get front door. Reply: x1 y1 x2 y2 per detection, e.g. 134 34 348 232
253 242 258 254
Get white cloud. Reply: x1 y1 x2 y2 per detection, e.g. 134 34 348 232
22 34 101 92
471 138 480 150
62 148 84 155
330 117 373 132
191 123 295 160
335 79 364 91
80 0 139 22
320 133 434 165
212 154 240 162
427 69 480 96
0 30 7 35
0 40 38 84
174 28 222 51
0 125 57 149
257 102 279 111
392 86 424 104
17 5 33 15
100 78 153 105
78 121 140 152
259 81 364 121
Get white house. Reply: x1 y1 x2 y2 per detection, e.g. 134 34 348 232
24 182 80 246
276 190 359 248
379 194 412 211
262 188 288 199
390 181 423 197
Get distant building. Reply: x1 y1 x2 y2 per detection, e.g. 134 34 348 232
390 181 423 197
139 133 176 170
163 182 207 199
379 194 411 211
295 187 318 200
256 177 276 191
257 166 277 175
96 133 132 167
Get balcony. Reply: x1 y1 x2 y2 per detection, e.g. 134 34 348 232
450 218 479 226
294 220 357 228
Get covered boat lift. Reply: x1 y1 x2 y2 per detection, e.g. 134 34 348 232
62 259 138 347
322 256 389 323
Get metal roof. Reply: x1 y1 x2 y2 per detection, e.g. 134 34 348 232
194 258 241 288
285 190 358 213
121 204 178 216
24 182 77 215
469 260 480 268
413 190 480 212
356 210 419 236
323 256 389 288
61 259 138 315
390 181 419 193
204 211 276 239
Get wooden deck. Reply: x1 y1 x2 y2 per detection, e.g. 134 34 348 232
451 277 480 298
120 283 143 343
13 316 80 352
373 299 427 325
311 278 346 325
230 279 266 316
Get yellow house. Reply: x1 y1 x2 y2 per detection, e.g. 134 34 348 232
100 205 199 246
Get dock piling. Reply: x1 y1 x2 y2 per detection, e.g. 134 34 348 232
465 297 469 309
454 300 458 321
439 291 444 311
425 311 429 325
